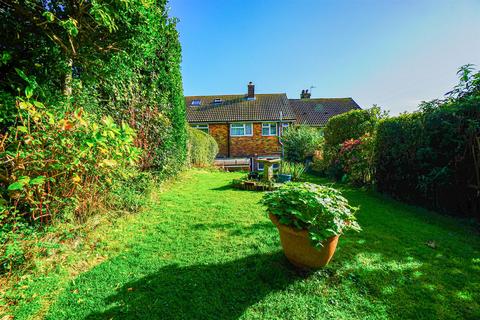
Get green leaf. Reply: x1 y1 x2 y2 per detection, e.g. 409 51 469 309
42 11 55 22
33 101 45 108
30 176 46 186
1 51 11 65
8 182 24 191
25 86 34 99
15 68 29 83
17 126 28 133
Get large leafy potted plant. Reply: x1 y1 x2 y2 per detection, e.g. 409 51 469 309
262 182 360 268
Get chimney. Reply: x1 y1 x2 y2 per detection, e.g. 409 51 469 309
247 82 255 99
300 89 311 99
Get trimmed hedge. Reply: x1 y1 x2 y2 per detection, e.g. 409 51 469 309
376 97 480 217
323 109 378 148
187 127 219 167
322 108 380 179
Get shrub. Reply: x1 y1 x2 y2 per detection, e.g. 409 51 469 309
323 108 380 148
0 95 141 225
262 183 360 247
0 1 187 174
336 133 376 185
322 106 383 181
281 125 323 163
279 162 307 181
187 127 219 167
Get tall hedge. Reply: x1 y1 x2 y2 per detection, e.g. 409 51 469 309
323 109 379 147
0 0 187 174
187 127 219 167
376 96 480 217
322 108 381 178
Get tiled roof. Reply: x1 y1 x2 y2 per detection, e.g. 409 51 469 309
289 98 361 126
185 94 296 123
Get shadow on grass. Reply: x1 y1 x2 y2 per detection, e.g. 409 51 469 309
210 184 237 191
84 252 303 320
192 222 273 237
46 173 480 319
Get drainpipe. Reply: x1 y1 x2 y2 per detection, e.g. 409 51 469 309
227 122 231 158
279 111 284 160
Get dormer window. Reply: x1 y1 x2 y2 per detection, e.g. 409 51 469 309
191 99 201 106
213 98 223 104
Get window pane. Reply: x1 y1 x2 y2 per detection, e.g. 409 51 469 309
270 124 277 135
262 127 269 135
231 127 244 136
245 124 252 135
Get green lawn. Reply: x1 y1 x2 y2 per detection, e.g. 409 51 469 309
8 169 480 319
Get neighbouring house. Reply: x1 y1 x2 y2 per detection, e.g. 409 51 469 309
185 82 361 163
289 96 361 127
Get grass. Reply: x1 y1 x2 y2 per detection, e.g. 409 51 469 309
3 169 480 319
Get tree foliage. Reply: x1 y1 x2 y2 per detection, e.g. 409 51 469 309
0 0 187 172
281 125 323 163
0 0 187 270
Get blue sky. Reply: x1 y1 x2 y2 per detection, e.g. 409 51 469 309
170 0 479 114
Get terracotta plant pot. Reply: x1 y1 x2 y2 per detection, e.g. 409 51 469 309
269 213 339 269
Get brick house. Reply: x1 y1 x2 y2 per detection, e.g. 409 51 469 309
185 83 360 161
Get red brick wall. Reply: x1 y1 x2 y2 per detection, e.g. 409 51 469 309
205 123 281 158
208 123 229 157
230 123 281 157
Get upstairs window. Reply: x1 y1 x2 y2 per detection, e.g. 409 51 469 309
230 123 253 137
280 122 290 135
213 98 223 104
191 99 201 106
262 123 277 136
192 124 209 134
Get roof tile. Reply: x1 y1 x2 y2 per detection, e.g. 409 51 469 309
289 98 361 126
185 94 295 123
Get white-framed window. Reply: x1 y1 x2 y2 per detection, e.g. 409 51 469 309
230 123 253 136
262 123 277 136
280 122 290 135
191 99 201 106
191 124 209 134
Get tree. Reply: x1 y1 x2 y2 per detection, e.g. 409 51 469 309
0 0 187 172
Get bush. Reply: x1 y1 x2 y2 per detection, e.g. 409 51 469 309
279 162 307 181
376 65 480 217
281 125 323 163
375 113 425 199
262 183 360 247
0 1 187 174
187 127 219 167
0 95 140 225
335 133 376 185
322 107 383 181
323 108 380 148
